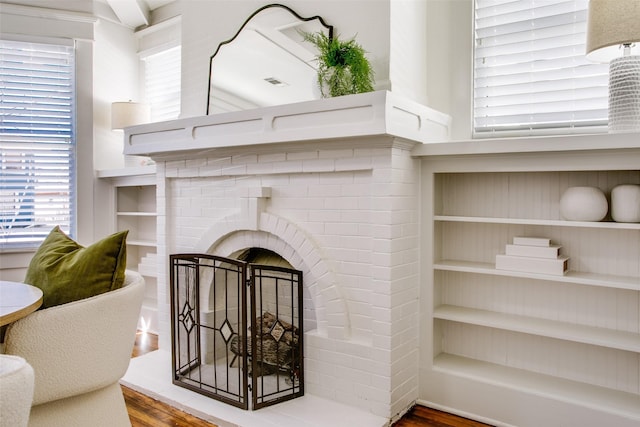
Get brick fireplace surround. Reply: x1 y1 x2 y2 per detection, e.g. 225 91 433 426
120 91 451 427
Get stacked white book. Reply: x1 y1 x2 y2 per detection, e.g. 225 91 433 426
137 253 158 277
495 236 568 276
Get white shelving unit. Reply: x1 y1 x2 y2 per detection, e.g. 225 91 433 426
98 166 158 334
418 139 640 427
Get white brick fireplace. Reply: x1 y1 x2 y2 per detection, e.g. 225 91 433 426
121 91 450 426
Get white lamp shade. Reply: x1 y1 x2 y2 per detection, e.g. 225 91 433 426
586 0 640 62
111 101 150 130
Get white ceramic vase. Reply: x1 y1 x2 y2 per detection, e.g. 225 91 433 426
611 184 640 223
559 186 608 222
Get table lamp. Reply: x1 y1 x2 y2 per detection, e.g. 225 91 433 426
111 101 152 167
586 0 640 132
111 101 150 130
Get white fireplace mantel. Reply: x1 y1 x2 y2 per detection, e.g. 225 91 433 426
123 91 451 159
117 90 453 426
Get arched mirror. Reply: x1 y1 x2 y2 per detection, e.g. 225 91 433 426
206 3 333 115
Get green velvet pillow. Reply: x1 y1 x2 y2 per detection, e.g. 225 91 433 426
25 226 128 309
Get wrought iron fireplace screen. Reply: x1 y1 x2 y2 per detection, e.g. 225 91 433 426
170 253 303 410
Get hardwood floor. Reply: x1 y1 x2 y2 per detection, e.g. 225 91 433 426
392 406 492 427
122 384 218 427
124 332 493 427
129 330 158 358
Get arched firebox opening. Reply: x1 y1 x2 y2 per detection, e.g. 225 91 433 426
194 212 350 340
224 245 315 334
232 247 293 268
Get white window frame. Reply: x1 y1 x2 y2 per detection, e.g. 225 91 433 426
473 0 610 137
0 37 76 250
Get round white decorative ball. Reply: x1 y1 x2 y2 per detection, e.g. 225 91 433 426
560 186 608 222
611 184 640 223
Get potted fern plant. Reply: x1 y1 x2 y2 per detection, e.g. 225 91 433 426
302 31 375 98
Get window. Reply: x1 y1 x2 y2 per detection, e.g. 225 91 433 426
0 39 76 249
143 46 181 122
474 0 610 136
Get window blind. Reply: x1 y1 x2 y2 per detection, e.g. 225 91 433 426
474 0 610 136
0 39 75 248
143 46 181 122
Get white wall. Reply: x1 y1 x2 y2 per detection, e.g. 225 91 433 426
93 19 141 171
390 0 428 106
426 0 473 140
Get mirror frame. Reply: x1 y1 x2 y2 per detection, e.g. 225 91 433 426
206 3 334 115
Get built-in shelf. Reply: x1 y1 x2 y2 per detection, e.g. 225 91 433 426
137 253 158 278
96 165 156 178
423 147 639 426
117 212 158 217
127 239 158 248
434 305 640 353
433 353 640 421
434 215 640 230
99 168 159 335
434 260 640 291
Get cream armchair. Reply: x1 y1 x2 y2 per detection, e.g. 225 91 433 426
4 270 145 427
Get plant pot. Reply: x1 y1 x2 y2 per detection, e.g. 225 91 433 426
303 32 374 99
319 66 354 98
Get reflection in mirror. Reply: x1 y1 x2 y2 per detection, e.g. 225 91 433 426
206 4 333 115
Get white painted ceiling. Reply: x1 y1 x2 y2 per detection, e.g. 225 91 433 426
105 0 174 28
144 0 173 10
